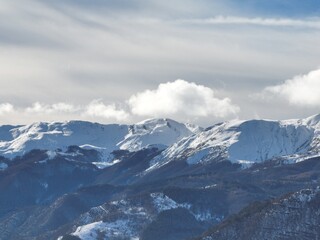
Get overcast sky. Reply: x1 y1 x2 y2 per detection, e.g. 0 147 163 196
0 0 319 126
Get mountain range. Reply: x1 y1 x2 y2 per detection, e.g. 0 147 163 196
0 114 319 240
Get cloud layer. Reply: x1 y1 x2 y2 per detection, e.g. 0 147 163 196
0 1 319 123
0 80 239 125
264 68 320 107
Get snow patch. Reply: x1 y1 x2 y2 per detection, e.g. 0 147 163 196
73 198 151 240
150 192 191 212
0 162 8 170
150 192 223 223
186 148 212 164
293 189 319 203
192 211 224 222
40 182 48 190
46 150 57 160
92 159 121 169
202 184 217 189
72 220 137 240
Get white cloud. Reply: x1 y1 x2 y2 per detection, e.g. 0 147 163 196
264 68 320 107
0 80 239 125
23 101 129 121
128 79 239 120
25 102 77 114
84 100 129 121
0 101 129 123
178 16 320 28
0 103 14 115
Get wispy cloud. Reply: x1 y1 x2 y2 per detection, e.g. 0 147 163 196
177 16 320 28
0 0 319 123
26 102 78 114
23 101 129 122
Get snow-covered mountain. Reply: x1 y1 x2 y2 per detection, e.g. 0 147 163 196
0 118 201 159
118 118 202 151
149 114 320 171
1 114 320 240
0 114 319 169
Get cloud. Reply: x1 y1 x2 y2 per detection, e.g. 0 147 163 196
23 101 129 121
0 80 239 125
178 16 320 28
0 103 14 115
25 102 77 114
128 79 239 120
84 100 129 121
1 0 320 125
0 100 130 124
264 68 320 107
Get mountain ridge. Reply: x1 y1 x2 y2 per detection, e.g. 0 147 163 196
149 114 320 171
0 118 200 159
1 114 319 169
0 114 320 240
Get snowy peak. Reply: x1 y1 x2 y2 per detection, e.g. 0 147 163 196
119 118 202 151
150 115 319 170
134 118 202 135
304 113 320 127
1 115 319 168
0 120 129 157
228 119 314 162
0 119 200 158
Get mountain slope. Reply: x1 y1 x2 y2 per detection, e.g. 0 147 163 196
0 114 320 240
0 118 200 159
197 188 320 240
149 114 320 171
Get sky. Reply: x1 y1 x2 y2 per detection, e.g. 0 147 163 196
0 0 319 126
